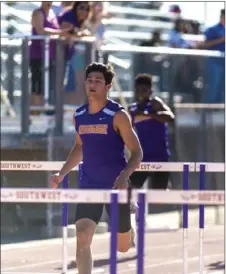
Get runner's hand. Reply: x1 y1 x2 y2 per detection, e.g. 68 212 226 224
50 173 64 189
113 173 129 189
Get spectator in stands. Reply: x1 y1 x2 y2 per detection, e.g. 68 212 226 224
168 18 191 48
58 1 91 105
169 4 200 35
140 30 162 47
168 19 201 102
161 4 200 35
52 2 74 17
159 4 181 22
183 20 200 35
202 9 225 103
84 1 112 52
169 4 181 17
29 1 71 115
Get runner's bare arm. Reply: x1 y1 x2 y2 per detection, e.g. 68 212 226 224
59 117 83 177
150 96 175 123
32 10 69 35
60 22 91 38
114 110 143 178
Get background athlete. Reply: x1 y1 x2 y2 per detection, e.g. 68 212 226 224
129 74 175 192
51 63 143 274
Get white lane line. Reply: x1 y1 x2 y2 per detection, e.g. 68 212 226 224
2 237 224 271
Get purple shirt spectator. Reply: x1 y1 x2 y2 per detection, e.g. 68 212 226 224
58 9 82 60
30 8 59 60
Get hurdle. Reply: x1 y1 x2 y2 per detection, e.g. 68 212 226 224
1 161 225 274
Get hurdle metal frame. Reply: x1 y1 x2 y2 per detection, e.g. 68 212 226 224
1 161 224 274
61 162 224 274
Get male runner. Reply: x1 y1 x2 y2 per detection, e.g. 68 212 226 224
128 74 175 190
51 63 143 274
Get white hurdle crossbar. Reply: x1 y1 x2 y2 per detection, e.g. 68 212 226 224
0 161 225 172
1 188 224 205
1 161 225 274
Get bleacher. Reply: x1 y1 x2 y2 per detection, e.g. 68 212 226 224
1 1 205 113
1 2 204 40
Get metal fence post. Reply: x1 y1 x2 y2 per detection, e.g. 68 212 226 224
85 41 95 65
21 38 30 136
199 62 208 162
44 37 50 105
6 46 15 105
55 39 64 136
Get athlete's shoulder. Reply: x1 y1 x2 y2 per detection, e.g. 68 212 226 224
74 104 88 117
106 99 124 112
128 102 138 112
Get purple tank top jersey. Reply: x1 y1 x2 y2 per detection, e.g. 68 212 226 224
30 8 59 59
75 99 127 189
129 100 170 162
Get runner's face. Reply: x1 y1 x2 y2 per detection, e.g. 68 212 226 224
85 71 111 100
135 84 151 102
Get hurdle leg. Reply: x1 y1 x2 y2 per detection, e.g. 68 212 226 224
182 164 189 274
143 180 148 229
199 164 205 274
62 175 69 274
137 190 146 274
46 120 54 238
110 191 118 274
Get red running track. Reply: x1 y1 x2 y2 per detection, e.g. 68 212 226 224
1 226 224 274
